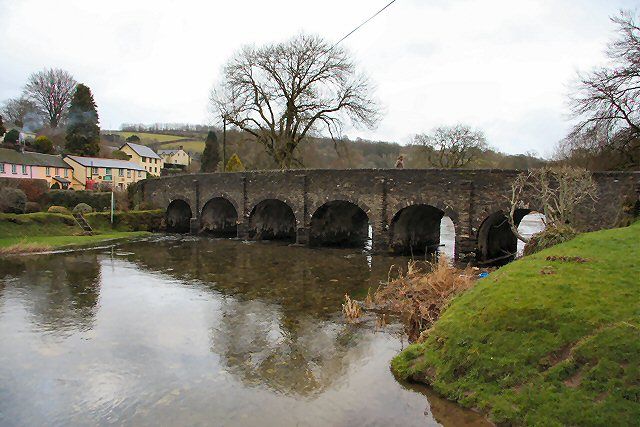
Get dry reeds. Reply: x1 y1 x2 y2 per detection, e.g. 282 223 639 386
0 242 52 255
342 293 362 322
374 255 476 341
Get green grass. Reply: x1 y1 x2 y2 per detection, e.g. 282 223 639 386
0 212 154 253
159 139 205 153
392 222 640 426
110 131 188 143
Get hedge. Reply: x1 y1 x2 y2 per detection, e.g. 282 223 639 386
85 210 164 232
40 190 112 211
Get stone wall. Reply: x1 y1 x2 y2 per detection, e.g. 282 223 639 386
134 169 640 261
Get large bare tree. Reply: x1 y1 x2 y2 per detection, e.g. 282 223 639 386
413 124 488 168
23 68 77 128
210 34 380 169
566 10 640 169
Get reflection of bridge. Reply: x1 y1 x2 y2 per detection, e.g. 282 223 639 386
132 169 639 262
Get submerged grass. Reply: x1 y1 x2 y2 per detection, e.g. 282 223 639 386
392 222 640 426
0 232 151 254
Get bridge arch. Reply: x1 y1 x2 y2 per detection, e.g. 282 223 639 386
389 204 447 255
477 208 545 265
200 197 238 237
166 199 192 233
248 199 296 241
310 200 370 248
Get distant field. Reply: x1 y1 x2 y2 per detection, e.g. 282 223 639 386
159 140 205 153
109 131 188 143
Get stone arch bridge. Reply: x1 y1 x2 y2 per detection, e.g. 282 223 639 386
132 169 639 263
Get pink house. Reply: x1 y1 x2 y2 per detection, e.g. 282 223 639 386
0 147 73 189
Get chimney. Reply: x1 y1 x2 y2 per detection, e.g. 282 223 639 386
179 145 183 150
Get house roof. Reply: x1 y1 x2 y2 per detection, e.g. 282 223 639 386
64 155 146 171
121 142 161 159
53 176 71 184
158 149 186 155
0 148 71 168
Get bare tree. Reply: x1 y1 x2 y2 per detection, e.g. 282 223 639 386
413 124 488 168
566 10 640 169
23 68 77 128
1 97 40 129
508 166 598 242
210 34 380 169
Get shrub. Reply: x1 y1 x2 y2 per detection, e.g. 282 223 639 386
226 153 245 172
4 129 19 144
0 177 48 201
47 205 71 214
0 188 27 213
72 203 93 214
25 201 41 213
523 224 579 256
32 135 54 154
112 149 130 160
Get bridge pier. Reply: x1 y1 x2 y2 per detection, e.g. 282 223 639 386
455 236 477 263
296 227 310 245
189 218 199 235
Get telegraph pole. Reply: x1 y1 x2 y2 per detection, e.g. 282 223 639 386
222 116 227 172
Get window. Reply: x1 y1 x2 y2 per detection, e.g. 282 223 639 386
55 167 60 176
154 167 157 173
11 164 17 174
92 167 98 175
105 168 112 175
0 163 4 173
127 169 131 178
142 157 146 163
22 165 27 175
46 167 51 176
138 170 142 177
119 168 124 177
64 169 68 178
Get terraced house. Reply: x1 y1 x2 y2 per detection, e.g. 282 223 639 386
63 155 147 190
158 146 191 167
119 142 164 176
0 148 73 189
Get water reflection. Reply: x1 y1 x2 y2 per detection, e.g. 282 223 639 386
0 236 489 426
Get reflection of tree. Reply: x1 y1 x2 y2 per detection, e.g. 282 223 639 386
2 253 101 331
211 297 371 396
120 236 413 395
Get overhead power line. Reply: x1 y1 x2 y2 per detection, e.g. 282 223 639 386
332 0 399 49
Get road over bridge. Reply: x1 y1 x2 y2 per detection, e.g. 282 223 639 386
132 169 639 263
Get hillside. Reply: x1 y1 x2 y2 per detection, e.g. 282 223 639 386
392 222 640 425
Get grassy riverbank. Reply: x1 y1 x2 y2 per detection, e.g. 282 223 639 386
392 222 640 426
0 212 154 254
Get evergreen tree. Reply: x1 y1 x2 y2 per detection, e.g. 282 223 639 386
201 130 221 172
4 129 19 145
65 84 100 156
126 134 140 143
226 153 245 172
0 115 6 138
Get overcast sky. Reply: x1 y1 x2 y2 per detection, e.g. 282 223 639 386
0 0 636 156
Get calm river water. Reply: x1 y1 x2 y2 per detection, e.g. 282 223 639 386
0 235 492 427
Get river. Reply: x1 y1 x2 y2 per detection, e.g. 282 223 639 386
0 235 493 426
